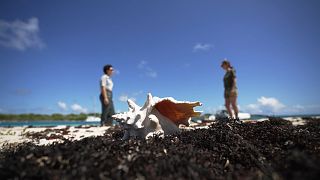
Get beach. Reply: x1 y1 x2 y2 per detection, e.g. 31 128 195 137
0 116 314 147
0 125 110 147
0 117 319 179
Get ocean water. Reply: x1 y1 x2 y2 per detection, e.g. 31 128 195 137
1 115 319 127
0 120 100 127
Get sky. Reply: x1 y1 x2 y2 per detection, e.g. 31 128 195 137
0 0 320 115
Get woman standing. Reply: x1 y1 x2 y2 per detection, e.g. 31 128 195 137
221 59 241 123
100 64 115 126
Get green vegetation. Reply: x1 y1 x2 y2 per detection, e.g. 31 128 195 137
0 113 100 121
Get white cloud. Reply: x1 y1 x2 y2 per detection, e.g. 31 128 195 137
146 69 157 78
138 60 148 69
257 96 285 112
193 43 213 52
284 104 320 115
119 91 143 103
244 96 286 114
119 95 129 102
119 94 136 102
71 104 88 113
57 101 68 111
137 60 157 78
0 17 45 51
114 69 120 75
132 90 143 96
244 98 320 115
245 104 263 114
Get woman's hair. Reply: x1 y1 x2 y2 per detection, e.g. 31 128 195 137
103 64 113 74
221 60 233 69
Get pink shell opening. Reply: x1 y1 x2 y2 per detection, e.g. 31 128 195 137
154 100 201 126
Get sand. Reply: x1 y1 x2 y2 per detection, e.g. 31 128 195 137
0 125 110 147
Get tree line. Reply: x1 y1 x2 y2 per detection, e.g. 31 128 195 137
0 113 100 121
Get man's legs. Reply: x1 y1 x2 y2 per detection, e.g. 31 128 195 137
100 94 108 126
105 100 115 126
104 91 115 126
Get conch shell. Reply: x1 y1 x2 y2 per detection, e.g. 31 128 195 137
112 93 202 139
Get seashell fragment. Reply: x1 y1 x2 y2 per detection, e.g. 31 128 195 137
112 93 202 139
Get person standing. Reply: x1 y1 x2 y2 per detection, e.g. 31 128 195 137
221 59 241 123
100 64 115 126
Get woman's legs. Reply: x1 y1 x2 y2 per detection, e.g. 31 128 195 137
225 98 233 119
230 95 239 119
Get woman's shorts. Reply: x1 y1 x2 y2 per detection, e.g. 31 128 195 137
224 89 238 99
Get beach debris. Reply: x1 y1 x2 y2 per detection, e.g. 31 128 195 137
112 93 202 139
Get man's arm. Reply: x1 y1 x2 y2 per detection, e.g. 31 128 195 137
101 86 109 105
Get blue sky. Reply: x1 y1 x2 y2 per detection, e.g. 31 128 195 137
0 0 320 115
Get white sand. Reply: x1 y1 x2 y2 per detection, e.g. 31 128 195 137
0 126 110 147
283 117 306 126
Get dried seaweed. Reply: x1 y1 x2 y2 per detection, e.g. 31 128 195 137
0 118 319 180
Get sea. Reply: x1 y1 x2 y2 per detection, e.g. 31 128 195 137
0 114 319 127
